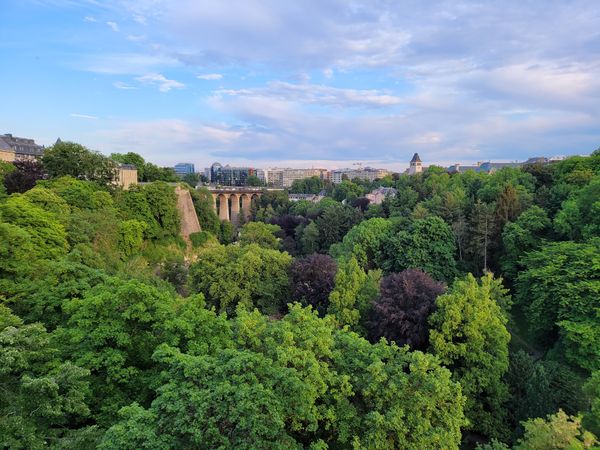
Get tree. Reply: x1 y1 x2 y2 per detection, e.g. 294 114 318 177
500 206 550 280
583 371 600 436
239 222 281 249
42 141 118 185
329 217 392 269
429 273 511 439
3 259 109 331
369 269 445 350
142 182 180 239
0 305 92 449
297 221 320 254
379 216 457 281
289 253 337 315
332 180 363 202
554 176 600 241
0 222 35 279
2 160 46 194
0 194 68 260
103 304 466 449
470 200 498 273
515 240 600 351
55 278 228 424
246 174 263 186
290 176 324 194
181 172 200 187
188 244 292 315
514 410 597 450
328 256 380 331
110 152 147 180
559 309 600 372
506 351 589 435
315 203 361 253
495 184 523 228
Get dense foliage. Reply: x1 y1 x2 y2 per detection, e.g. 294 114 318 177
0 145 599 448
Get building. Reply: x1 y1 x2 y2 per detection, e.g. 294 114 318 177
331 167 390 184
0 133 44 161
264 167 329 188
116 164 138 190
365 187 397 205
288 192 326 203
0 148 15 162
210 162 256 186
174 163 195 177
407 153 423 175
447 156 561 174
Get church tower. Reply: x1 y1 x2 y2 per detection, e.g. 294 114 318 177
408 153 422 175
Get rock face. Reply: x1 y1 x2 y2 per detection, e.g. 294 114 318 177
175 186 201 238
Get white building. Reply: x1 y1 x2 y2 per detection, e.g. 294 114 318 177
331 167 390 184
265 167 329 188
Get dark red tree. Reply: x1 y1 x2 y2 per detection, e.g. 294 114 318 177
289 253 337 316
3 160 46 194
369 269 445 350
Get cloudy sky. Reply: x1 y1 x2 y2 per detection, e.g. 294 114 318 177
1 1 599 170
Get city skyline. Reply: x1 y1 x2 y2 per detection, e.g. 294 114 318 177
1 1 599 170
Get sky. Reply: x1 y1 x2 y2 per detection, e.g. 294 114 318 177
1 0 599 171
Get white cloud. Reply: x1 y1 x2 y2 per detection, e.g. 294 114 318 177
197 73 223 80
82 53 179 75
106 21 119 32
83 16 96 23
126 34 146 42
113 81 137 90
323 68 334 79
71 113 98 119
212 81 403 108
136 73 185 92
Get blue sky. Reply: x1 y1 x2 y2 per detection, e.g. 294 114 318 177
1 0 599 170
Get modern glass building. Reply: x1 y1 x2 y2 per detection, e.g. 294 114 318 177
174 162 195 177
210 162 255 186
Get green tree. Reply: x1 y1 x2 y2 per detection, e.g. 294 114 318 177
429 273 511 439
298 221 320 254
470 200 498 273
380 216 457 281
329 217 392 269
501 206 551 280
118 219 147 258
514 410 597 450
0 194 68 259
246 174 263 186
332 180 364 202
554 176 600 241
583 371 600 436
290 176 324 194
55 278 227 424
328 256 380 331
142 182 181 239
239 222 281 249
110 152 147 180
189 244 292 315
0 305 92 449
516 240 600 349
42 141 118 185
103 304 466 449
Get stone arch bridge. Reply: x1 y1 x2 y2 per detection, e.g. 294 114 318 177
207 187 283 223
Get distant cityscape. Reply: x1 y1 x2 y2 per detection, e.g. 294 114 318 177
1 132 569 189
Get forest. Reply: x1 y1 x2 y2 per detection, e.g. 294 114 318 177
0 140 599 449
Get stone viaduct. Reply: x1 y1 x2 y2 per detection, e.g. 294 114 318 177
207 187 266 224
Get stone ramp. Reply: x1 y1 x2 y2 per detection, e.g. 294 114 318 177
175 186 201 238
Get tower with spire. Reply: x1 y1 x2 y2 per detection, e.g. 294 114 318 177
408 153 423 175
